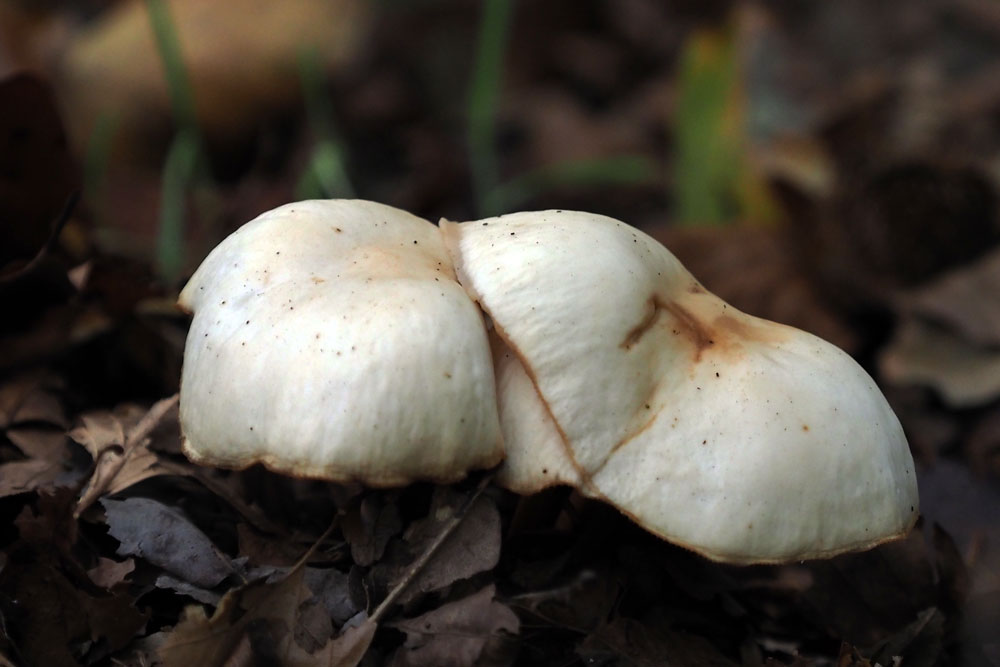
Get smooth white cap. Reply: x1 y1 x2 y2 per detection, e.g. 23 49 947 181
442 210 918 564
179 200 503 485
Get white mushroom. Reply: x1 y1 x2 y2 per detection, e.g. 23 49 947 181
441 210 918 564
178 200 503 485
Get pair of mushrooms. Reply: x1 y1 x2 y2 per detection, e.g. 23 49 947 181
179 200 918 564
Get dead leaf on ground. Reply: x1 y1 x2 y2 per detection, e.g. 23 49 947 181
342 493 403 567
881 247 1000 407
87 556 136 590
388 584 519 667
71 394 179 515
880 317 1000 408
968 406 1000 478
1 489 148 666
0 554 149 666
0 372 67 429
900 245 1000 348
374 488 501 606
102 496 234 589
576 616 737 667
0 428 78 497
305 566 367 627
158 552 375 667
866 606 945 667
508 569 622 635
237 522 310 567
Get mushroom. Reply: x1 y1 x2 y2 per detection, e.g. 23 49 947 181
178 200 503 485
441 210 918 564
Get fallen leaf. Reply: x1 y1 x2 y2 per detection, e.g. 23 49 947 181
71 394 178 515
0 372 66 429
968 407 1000 478
158 553 374 667
0 428 79 497
87 556 135 590
900 247 1000 348
375 488 501 605
237 522 307 567
576 616 737 667
880 247 1000 408
102 496 234 588
880 318 1000 407
155 573 222 605
342 493 402 566
305 566 366 626
508 569 621 635
866 606 945 667
0 554 148 666
14 486 78 555
389 585 519 667
1 489 147 665
0 457 64 498
313 620 377 667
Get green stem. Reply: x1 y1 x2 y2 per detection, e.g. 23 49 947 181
145 0 199 136
467 0 513 216
157 129 199 283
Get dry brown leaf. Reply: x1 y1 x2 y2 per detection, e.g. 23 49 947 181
901 246 1000 348
305 566 366 627
866 607 945 667
311 621 377 667
2 489 147 665
158 555 374 667
879 318 1000 408
237 523 307 567
375 489 501 606
0 429 75 497
0 458 63 498
71 394 178 515
880 247 1000 407
102 497 234 589
389 585 519 667
0 373 66 429
576 617 737 667
508 570 621 635
968 407 1000 477
87 556 136 590
342 494 403 567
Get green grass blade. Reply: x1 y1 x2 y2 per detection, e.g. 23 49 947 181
145 0 199 135
672 27 741 226
467 0 513 215
157 129 199 284
297 46 354 199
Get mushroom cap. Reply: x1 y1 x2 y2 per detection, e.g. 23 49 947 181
442 210 918 564
179 200 503 485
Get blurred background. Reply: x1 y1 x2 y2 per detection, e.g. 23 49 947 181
3 0 1000 662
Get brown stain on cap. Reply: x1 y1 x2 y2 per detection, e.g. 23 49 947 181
621 287 792 364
